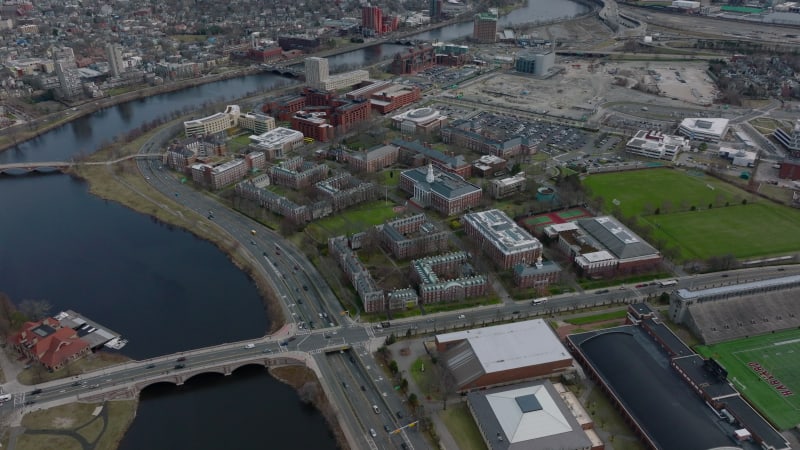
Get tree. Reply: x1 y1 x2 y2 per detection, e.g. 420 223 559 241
298 381 319 404
389 360 399 375
439 365 457 410
400 378 409 393
19 299 52 321
408 393 419 409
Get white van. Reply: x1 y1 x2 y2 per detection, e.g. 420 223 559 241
531 297 548 305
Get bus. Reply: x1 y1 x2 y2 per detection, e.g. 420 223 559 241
531 297 548 306
659 280 678 287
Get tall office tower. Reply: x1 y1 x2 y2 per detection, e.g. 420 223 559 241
473 11 498 43
52 46 81 99
361 5 383 35
106 44 124 77
430 0 442 20
304 57 329 89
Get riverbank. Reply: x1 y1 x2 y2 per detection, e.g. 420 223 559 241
0 65 264 154
69 129 285 337
269 366 348 449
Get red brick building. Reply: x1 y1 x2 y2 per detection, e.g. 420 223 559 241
390 45 436 75
262 94 306 121
437 319 573 391
370 84 421 114
247 46 282 62
291 111 334 142
11 318 91 371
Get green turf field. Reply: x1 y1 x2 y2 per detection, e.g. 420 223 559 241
583 169 751 217
642 203 800 260
583 169 800 260
696 329 800 430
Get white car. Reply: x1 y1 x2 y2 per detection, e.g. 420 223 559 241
369 428 377 438
458 314 466 319
244 343 255 349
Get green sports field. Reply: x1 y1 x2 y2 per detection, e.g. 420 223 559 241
696 329 800 430
583 169 800 260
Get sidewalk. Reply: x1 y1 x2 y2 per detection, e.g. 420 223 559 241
389 337 459 450
0 345 26 395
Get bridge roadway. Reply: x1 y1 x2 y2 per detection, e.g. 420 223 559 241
0 154 163 174
2 263 797 448
4 124 799 448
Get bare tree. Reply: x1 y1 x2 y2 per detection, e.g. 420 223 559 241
19 299 52 321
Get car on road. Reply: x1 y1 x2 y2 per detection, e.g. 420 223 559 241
262 348 272 354
369 428 377 438
384 424 392 432
175 363 186 369
458 314 466 319
303 285 309 291
372 405 381 414
177 357 186 362
396 410 404 419
244 343 255 349
146 364 156 369
31 389 42 395
361 385 367 391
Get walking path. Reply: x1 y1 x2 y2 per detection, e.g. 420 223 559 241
389 337 460 450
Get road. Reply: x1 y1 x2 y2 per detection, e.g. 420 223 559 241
5 127 800 449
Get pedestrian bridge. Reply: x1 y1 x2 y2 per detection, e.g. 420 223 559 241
0 154 163 175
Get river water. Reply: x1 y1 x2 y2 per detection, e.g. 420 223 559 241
0 1 587 447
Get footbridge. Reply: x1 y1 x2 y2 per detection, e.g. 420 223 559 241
0 153 164 175
259 64 304 78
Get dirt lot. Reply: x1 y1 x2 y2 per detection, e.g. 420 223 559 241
458 60 717 121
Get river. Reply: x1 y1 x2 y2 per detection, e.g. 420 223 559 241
0 1 587 447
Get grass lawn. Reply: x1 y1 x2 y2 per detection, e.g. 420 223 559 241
379 169 400 187
306 201 399 240
564 309 629 325
583 168 800 260
643 203 800 260
17 401 136 450
439 403 487 450
410 356 441 400
583 168 752 217
696 329 800 430
584 384 646 450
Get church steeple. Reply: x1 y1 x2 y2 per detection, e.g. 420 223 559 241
426 162 435 183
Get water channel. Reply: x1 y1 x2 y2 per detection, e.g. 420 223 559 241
0 1 588 447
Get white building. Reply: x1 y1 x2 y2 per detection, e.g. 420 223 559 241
678 118 729 142
719 147 756 167
248 127 304 159
319 70 370 91
106 44 124 77
237 112 275 135
626 130 690 161
391 107 448 135
305 56 369 91
304 57 329 89
184 105 241 137
774 119 800 153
